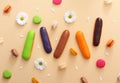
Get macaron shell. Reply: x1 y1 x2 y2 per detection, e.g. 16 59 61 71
33 15 42 24
96 59 105 68
53 0 62 5
3 70 12 79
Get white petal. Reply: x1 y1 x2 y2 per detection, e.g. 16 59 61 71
64 12 69 17
36 58 42 62
17 21 24 25
72 15 76 20
34 61 38 65
71 11 76 16
35 64 40 69
65 18 73 23
39 66 44 70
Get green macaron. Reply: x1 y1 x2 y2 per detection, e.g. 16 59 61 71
33 15 42 24
3 70 12 79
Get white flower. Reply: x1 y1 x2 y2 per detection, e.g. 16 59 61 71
16 12 28 25
64 11 76 23
34 58 47 70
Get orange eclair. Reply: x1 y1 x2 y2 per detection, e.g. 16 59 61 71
54 30 70 59
76 31 90 59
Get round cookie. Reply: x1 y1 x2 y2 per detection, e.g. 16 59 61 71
96 59 106 68
33 15 42 24
3 70 12 79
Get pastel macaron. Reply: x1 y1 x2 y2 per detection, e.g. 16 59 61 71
96 59 106 68
53 0 62 5
3 70 12 79
33 15 42 24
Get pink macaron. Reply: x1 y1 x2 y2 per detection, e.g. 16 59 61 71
96 59 106 68
53 0 62 5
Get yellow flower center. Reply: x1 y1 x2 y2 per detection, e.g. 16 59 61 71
39 62 43 66
20 16 24 21
68 15 72 19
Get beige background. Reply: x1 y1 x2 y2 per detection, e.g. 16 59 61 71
0 0 120 83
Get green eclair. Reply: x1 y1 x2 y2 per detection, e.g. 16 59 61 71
22 30 35 60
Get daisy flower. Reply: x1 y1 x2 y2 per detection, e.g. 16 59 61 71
64 11 76 24
16 12 28 25
34 58 47 70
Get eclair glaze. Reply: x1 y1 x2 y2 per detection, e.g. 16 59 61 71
54 30 70 59
93 17 103 46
